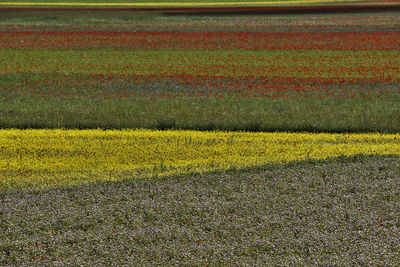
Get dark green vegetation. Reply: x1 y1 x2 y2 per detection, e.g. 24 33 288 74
2 97 400 132
1 9 398 31
1 155 399 265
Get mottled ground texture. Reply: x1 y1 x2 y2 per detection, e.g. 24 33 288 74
1 155 399 265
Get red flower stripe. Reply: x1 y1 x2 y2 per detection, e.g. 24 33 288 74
2 31 399 50
2 74 398 100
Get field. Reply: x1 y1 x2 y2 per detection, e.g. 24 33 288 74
0 0 383 7
1 9 400 132
2 156 399 265
1 3 400 265
2 129 400 189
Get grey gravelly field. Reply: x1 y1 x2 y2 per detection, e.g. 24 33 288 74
1 156 399 265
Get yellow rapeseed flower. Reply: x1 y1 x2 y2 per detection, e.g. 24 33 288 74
0 129 399 189
0 1 363 7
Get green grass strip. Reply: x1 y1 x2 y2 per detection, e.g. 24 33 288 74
1 49 399 79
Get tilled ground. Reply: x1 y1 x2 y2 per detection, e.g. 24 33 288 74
1 155 399 265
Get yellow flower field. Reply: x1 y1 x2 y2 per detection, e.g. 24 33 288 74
1 129 399 189
0 0 363 7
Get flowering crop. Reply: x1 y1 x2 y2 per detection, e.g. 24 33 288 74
1 129 400 189
2 49 399 79
0 1 368 7
1 8 399 130
1 49 399 101
2 73 398 99
2 31 399 50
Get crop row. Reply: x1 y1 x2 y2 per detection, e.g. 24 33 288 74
2 129 400 189
2 31 399 50
0 1 378 7
2 49 399 78
1 11 398 33
2 73 398 99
